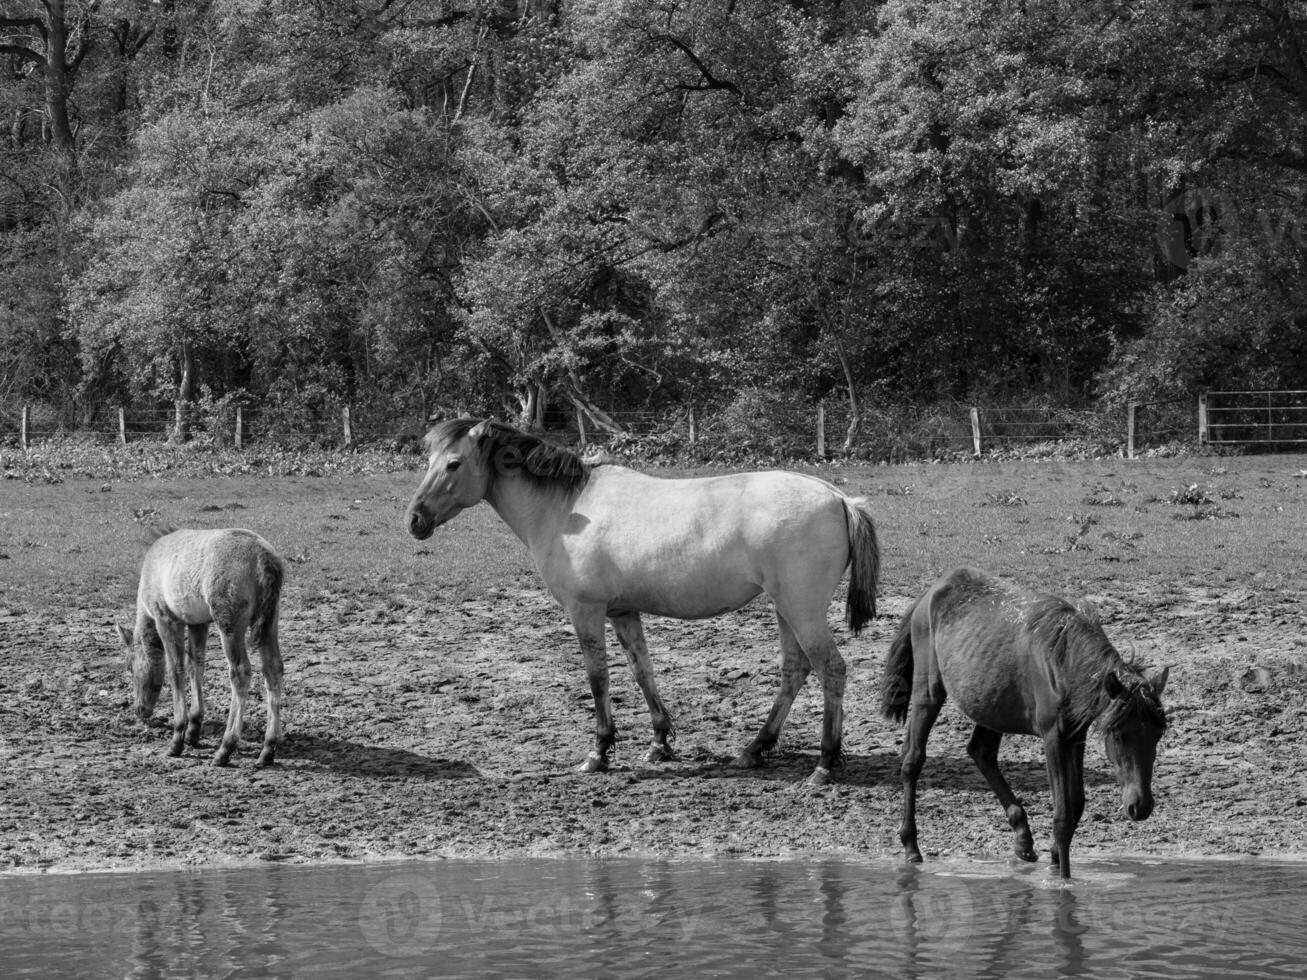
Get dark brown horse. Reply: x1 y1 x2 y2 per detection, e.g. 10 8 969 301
880 567 1168 879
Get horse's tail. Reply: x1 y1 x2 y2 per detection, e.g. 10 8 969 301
842 496 880 635
252 549 285 645
880 598 919 724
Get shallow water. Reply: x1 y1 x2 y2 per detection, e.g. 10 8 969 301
1 856 1303 979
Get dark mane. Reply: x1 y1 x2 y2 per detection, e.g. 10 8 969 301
1026 595 1163 733
425 417 591 496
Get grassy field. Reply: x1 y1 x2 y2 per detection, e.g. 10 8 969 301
2 450 1304 622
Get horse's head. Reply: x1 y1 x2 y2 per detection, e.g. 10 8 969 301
1101 666 1169 821
116 623 164 722
406 418 495 539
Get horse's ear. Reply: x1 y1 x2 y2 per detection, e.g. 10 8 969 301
467 418 495 443
1149 665 1171 696
1103 670 1126 700
116 624 133 649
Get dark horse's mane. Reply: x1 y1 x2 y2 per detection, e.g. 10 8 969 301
425 417 592 496
1026 596 1167 734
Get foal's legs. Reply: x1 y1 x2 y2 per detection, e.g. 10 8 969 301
255 618 284 767
213 616 253 767
571 605 617 773
736 613 810 770
967 725 1037 862
898 683 946 863
609 612 675 763
156 618 190 757
1046 735 1087 879
185 623 209 748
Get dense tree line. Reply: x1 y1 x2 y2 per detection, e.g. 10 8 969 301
3 1 1306 442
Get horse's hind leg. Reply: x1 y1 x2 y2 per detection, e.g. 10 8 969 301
899 685 945 863
155 619 189 756
184 623 209 747
572 605 617 773
785 618 846 786
967 725 1036 862
213 620 253 767
255 619 284 767
609 612 675 763
736 612 810 771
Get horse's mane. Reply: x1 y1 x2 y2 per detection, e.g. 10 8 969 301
1027 595 1165 734
425 417 592 496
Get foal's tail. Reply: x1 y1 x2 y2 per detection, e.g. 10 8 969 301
252 550 285 645
842 497 880 635
880 598 920 724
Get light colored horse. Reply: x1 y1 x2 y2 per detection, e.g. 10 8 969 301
405 417 880 784
881 567 1169 878
118 527 286 767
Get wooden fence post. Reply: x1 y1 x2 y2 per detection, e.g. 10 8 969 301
816 402 826 459
970 406 982 456
1197 392 1208 444
118 407 127 445
688 404 697 446
1126 401 1138 459
20 405 29 450
234 406 243 450
342 406 353 447
576 403 587 448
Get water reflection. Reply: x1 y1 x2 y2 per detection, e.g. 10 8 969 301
1 857 1304 979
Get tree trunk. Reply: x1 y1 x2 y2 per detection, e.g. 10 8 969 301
833 334 861 454
44 0 77 165
172 339 194 442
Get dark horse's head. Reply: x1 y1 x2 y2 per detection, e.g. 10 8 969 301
1100 667 1169 821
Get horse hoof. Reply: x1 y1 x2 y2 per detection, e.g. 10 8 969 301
167 741 185 757
645 744 675 764
806 766 833 787
577 751 608 773
1016 849 1038 863
905 849 924 864
213 749 234 767
732 750 763 770
255 749 276 767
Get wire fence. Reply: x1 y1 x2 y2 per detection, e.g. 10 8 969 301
1 395 1206 460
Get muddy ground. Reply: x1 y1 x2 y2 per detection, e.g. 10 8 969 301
1 459 1305 874
3 586 1305 875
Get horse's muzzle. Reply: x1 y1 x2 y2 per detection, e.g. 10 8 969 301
406 506 435 540
1124 791 1154 822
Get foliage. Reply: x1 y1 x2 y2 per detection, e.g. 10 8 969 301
4 0 1307 432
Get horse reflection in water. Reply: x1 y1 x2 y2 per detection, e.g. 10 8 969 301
405 418 879 784
881 567 1168 878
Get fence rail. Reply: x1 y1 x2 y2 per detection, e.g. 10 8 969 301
0 393 1272 460
1199 390 1307 445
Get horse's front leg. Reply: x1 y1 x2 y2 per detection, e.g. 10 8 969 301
157 619 189 757
966 725 1036 862
572 607 616 773
1045 734 1087 879
609 612 675 763
737 613 809 770
184 623 209 747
